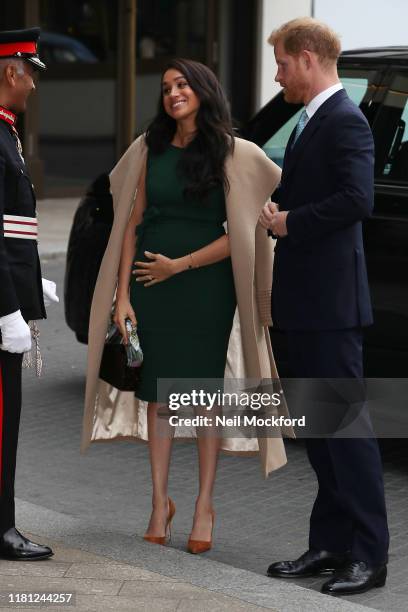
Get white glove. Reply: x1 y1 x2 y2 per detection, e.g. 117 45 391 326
0 310 32 353
42 278 59 307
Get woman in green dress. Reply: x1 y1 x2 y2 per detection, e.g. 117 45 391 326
114 59 241 552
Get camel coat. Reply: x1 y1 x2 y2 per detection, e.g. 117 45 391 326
81 135 294 477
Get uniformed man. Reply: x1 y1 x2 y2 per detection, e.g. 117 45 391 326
0 28 57 560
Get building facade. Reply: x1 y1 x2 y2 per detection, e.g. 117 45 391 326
1 0 259 196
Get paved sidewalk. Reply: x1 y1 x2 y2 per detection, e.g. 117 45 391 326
0 533 269 612
37 198 79 257
18 203 406 611
10 500 375 612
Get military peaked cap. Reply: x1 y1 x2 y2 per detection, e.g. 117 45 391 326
0 27 46 71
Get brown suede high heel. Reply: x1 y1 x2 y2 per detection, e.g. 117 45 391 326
143 498 176 545
187 510 215 554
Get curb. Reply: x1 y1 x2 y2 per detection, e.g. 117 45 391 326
16 499 376 612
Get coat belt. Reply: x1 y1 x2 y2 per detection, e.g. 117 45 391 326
3 214 38 240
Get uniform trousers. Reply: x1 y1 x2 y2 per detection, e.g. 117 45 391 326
0 350 23 534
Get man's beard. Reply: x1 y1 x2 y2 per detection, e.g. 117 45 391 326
283 86 304 105
283 90 299 103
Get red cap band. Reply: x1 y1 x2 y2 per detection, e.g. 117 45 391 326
0 41 37 57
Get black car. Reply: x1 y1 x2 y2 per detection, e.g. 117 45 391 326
242 47 408 378
65 47 408 379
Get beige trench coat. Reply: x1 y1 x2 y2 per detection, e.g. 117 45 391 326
81 135 294 477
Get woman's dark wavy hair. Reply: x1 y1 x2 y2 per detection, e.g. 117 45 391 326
145 58 235 202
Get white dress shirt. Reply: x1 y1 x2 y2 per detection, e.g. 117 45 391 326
305 82 344 120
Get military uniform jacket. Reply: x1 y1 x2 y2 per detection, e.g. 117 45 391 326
0 121 45 320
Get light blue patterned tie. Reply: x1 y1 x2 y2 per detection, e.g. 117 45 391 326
292 109 309 147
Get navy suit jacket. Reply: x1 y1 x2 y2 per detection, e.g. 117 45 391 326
272 89 374 331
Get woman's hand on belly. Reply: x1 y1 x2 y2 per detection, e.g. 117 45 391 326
133 250 181 286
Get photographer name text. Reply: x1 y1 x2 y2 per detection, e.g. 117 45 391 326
168 415 305 427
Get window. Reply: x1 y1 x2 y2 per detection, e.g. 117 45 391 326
39 0 117 64
262 108 302 168
137 0 208 63
341 75 371 107
375 73 408 182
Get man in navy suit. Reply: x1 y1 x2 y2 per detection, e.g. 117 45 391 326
260 18 389 596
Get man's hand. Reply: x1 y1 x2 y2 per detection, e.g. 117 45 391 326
259 201 279 229
259 202 289 237
270 211 289 237
0 310 32 353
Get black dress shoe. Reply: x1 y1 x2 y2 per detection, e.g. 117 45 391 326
267 549 350 578
321 561 387 595
0 528 53 561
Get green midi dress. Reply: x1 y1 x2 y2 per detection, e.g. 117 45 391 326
129 144 236 402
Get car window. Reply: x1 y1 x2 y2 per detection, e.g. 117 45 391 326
262 109 302 167
262 69 379 167
52 47 78 63
374 72 408 182
341 76 370 106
